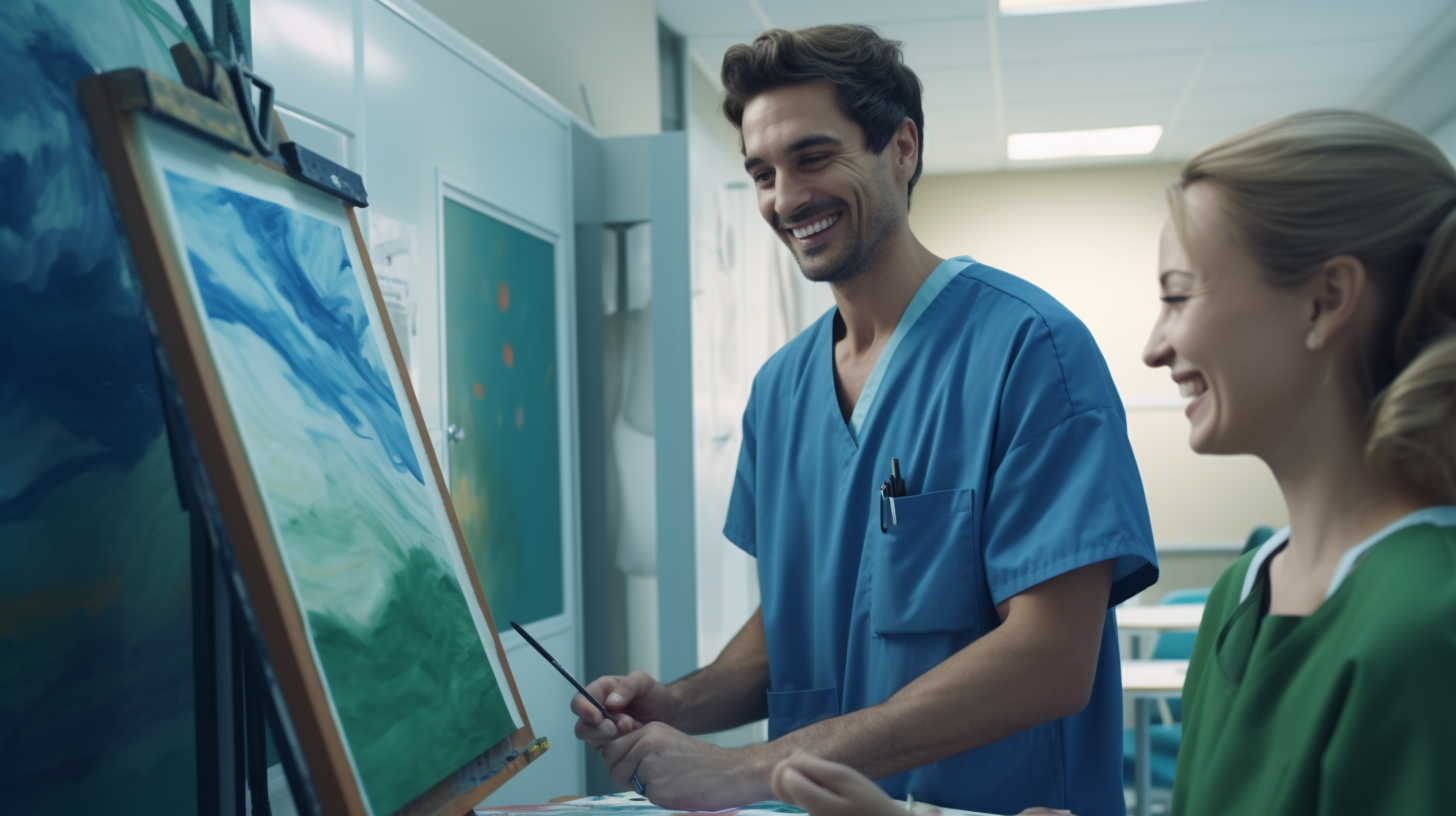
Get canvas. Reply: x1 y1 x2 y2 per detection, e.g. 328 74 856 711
80 73 538 815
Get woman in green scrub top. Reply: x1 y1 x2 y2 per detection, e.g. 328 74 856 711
758 109 1456 815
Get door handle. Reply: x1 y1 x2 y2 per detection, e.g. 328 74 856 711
447 424 465 443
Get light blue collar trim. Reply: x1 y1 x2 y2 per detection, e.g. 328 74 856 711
1240 505 1456 603
846 256 973 443
1324 505 1456 598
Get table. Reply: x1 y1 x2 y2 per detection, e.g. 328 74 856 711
1118 604 1204 816
1122 659 1190 816
1116 604 1205 633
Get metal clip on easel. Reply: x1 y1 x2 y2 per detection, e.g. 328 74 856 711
172 0 368 208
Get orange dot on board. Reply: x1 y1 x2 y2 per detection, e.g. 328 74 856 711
502 343 515 368
497 282 510 312
515 405 525 428
472 381 483 399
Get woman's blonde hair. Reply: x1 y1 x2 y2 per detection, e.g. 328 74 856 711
1173 109 1456 500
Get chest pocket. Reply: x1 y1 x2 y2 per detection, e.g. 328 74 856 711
870 487 983 636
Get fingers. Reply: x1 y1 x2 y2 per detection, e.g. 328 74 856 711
773 765 848 813
573 674 655 747
780 753 881 797
599 670 656 712
570 691 609 726
600 721 653 783
770 753 900 816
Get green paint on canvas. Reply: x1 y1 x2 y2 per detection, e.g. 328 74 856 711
444 199 563 628
309 547 515 813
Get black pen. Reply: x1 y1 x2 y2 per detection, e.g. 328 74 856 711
510 620 610 721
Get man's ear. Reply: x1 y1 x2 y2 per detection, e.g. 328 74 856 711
1306 254 1368 349
890 117 920 187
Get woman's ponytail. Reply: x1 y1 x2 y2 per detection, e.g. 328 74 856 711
1369 204 1456 502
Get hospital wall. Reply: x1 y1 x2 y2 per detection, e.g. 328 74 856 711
412 0 660 136
909 164 1289 600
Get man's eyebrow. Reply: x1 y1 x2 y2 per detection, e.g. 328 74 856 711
743 135 845 173
789 134 843 153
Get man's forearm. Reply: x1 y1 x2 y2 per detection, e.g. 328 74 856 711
756 562 1114 779
667 607 771 735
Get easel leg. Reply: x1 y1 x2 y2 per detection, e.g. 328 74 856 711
193 505 241 816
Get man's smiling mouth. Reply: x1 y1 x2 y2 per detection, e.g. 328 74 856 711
790 213 840 239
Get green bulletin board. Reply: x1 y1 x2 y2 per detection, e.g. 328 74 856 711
444 198 564 627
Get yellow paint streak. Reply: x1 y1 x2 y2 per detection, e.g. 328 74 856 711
0 572 125 641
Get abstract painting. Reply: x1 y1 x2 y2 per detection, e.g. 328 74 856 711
0 2 197 813
443 198 563 628
158 168 519 815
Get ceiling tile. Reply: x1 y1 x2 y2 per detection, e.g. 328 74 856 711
758 0 987 30
920 65 997 110
881 17 993 70
1005 93 1180 134
1217 0 1452 47
1199 37 1408 90
923 131 1004 174
1002 51 1201 102
690 35 761 75
1154 121 1252 159
999 1 1225 63
1177 79 1370 126
658 0 765 37
927 104 1001 137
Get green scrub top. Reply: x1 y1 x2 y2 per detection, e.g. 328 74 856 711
1173 506 1456 816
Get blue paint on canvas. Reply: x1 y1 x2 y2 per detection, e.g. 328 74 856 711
164 172 516 815
0 2 196 814
175 176 424 485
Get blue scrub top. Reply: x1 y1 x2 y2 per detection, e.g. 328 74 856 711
724 257 1157 816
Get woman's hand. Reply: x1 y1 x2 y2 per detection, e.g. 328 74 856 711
767 751 1075 816
769 753 905 816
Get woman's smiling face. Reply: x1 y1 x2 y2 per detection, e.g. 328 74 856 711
1142 182 1318 457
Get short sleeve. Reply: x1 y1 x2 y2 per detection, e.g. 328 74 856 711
722 382 759 556
981 406 1158 607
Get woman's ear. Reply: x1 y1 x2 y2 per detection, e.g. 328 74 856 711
1305 254 1368 351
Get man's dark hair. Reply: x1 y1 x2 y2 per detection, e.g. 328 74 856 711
721 24 926 200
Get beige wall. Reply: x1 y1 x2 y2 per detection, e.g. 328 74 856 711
910 165 1288 578
415 0 660 137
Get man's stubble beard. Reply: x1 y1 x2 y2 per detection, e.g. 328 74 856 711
789 188 901 285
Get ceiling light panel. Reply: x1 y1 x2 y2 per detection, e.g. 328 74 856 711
1007 125 1163 160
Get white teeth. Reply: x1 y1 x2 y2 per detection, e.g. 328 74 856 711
791 213 840 239
1178 379 1208 399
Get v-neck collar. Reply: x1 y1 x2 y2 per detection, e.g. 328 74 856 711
1240 504 1456 604
836 256 973 445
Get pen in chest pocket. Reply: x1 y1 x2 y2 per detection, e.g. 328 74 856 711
879 457 907 532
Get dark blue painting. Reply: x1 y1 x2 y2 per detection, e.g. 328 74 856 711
0 1 197 813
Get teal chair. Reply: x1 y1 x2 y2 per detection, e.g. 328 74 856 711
1122 529 1274 789
1122 587 1210 789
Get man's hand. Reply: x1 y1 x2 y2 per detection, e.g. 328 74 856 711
599 722 771 810
571 670 678 749
771 753 903 816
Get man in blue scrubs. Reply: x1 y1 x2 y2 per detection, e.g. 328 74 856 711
572 24 1157 816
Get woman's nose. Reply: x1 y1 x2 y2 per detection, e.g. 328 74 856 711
1142 320 1173 369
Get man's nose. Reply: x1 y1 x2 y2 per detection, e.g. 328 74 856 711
773 173 813 227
